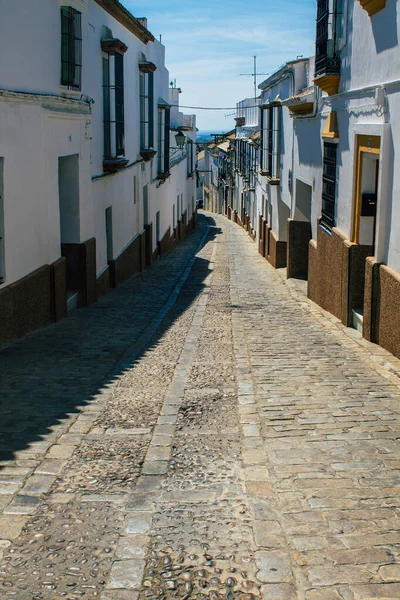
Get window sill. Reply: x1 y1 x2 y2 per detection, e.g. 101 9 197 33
319 221 333 236
60 86 82 97
140 149 157 161
260 171 280 186
157 171 170 181
103 157 129 173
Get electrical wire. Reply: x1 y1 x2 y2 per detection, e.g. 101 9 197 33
169 104 259 110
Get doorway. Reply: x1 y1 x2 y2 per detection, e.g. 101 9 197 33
351 135 380 332
353 136 380 250
288 179 312 280
58 155 80 308
105 206 113 262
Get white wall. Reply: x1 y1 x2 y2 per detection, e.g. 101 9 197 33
0 0 197 291
0 96 91 288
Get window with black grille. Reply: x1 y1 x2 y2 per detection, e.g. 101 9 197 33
140 71 154 151
315 0 342 78
61 6 82 90
187 141 194 177
260 105 281 182
157 107 170 176
103 51 125 159
321 142 337 230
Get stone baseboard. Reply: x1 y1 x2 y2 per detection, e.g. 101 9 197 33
287 219 311 279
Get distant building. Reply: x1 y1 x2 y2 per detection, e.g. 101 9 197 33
0 0 196 346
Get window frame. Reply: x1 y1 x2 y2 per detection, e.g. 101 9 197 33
60 6 82 90
315 0 342 78
321 141 338 231
260 104 281 183
157 106 170 177
139 65 156 153
102 48 126 161
187 140 195 177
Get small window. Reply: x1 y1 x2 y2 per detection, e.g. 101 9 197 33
140 71 154 151
321 142 337 230
260 105 281 182
187 141 194 176
103 48 126 160
157 107 170 176
61 6 82 90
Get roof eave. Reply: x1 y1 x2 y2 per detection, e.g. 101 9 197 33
94 0 155 44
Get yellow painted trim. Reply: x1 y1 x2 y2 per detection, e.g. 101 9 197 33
322 112 339 139
358 0 386 16
288 102 314 115
314 74 341 96
352 135 380 244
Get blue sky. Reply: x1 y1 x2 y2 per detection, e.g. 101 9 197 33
123 0 317 132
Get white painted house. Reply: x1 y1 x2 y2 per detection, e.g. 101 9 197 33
0 0 196 345
290 0 400 359
206 0 400 360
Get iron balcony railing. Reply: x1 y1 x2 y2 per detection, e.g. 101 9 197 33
315 0 341 78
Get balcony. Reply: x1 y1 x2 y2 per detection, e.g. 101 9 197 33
314 0 341 95
358 0 386 15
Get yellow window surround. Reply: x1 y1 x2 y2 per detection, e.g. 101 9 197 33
322 112 339 140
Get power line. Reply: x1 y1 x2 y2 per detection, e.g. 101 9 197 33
169 104 259 110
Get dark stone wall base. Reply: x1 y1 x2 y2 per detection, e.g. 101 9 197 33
266 229 287 269
308 225 350 324
363 257 380 343
108 234 142 288
378 265 400 359
308 221 373 327
364 262 400 359
0 264 60 347
50 257 67 322
287 219 311 279
61 238 97 306
144 222 153 267
159 227 172 255
96 267 111 298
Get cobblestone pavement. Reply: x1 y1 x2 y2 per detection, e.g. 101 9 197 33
1 213 400 599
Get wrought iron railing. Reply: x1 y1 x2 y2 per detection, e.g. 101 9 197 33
315 0 341 77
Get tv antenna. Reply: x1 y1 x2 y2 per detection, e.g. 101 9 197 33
239 56 269 101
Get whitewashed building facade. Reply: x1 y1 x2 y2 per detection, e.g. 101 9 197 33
0 0 196 345
208 0 400 359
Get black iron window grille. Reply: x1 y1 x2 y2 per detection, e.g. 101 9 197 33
103 51 125 159
315 0 342 78
321 141 337 230
157 107 170 176
260 105 281 181
187 141 194 177
140 71 154 151
61 6 82 90
248 144 255 189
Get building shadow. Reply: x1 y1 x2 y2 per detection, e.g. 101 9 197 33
372 0 398 53
0 214 220 467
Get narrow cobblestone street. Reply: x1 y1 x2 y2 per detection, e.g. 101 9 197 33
1 213 400 599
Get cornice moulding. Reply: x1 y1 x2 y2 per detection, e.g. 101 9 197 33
94 0 154 44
